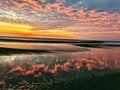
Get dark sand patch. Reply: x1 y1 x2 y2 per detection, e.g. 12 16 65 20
0 70 120 90
0 46 89 55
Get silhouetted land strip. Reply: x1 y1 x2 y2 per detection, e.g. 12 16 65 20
72 43 103 48
0 38 120 47
0 37 107 43
0 47 50 55
0 36 120 45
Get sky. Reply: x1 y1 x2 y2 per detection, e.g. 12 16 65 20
0 0 120 40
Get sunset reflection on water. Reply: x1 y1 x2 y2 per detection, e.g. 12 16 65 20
0 45 120 88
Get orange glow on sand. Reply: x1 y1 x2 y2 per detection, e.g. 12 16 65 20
0 22 76 38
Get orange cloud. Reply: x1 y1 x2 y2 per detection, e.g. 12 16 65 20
1 0 120 39
7 56 111 76
0 80 5 85
8 0 120 30
9 66 24 74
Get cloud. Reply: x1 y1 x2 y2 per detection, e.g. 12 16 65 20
7 56 112 76
0 0 120 39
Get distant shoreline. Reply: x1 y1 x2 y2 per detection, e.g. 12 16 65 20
0 37 120 55
0 37 120 46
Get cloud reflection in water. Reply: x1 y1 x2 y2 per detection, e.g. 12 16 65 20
0 47 120 88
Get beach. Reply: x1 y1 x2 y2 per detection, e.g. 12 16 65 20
0 41 120 90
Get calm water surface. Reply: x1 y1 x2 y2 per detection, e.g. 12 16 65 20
0 42 120 89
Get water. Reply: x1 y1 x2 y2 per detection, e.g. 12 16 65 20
0 42 120 89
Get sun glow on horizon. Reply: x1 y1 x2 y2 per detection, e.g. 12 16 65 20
0 22 76 38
